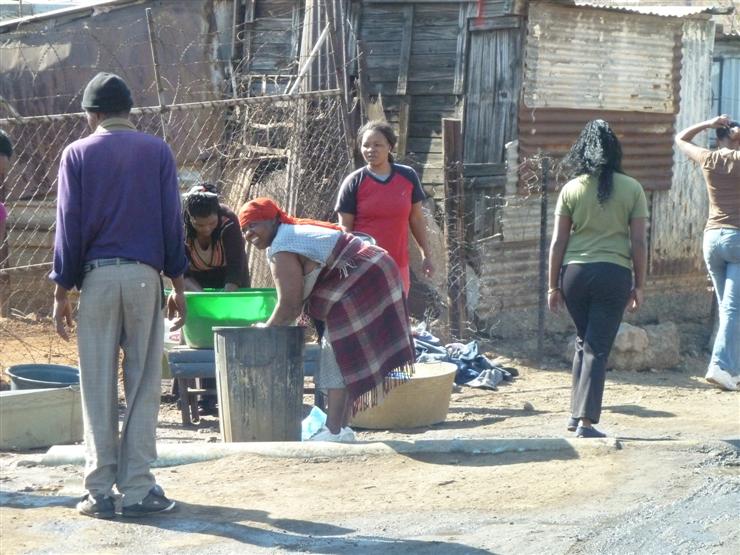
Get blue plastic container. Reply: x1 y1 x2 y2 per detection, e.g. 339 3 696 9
5 364 80 390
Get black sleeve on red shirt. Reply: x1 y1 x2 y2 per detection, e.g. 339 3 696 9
395 164 426 203
220 207 250 287
335 168 365 215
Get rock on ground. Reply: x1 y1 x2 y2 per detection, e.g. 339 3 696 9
565 321 681 371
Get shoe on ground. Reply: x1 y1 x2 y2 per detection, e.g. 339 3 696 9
197 404 219 417
308 426 353 443
576 426 606 438
705 366 739 391
339 426 356 442
77 493 115 519
567 417 579 432
120 485 175 517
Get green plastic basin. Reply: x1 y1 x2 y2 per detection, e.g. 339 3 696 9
181 288 277 349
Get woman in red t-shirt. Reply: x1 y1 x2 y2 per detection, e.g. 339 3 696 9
335 121 434 294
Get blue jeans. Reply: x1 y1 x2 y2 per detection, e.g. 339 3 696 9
703 228 740 376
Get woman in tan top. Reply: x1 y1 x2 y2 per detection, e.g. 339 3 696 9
675 115 740 391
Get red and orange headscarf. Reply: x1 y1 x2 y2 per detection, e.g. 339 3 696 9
238 197 341 231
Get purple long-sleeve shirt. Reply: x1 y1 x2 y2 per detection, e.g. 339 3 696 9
50 126 188 290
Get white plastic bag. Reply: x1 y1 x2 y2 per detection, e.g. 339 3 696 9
301 405 327 440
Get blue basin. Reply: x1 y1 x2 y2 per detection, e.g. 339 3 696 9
5 364 80 390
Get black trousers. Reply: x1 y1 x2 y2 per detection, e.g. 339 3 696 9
561 262 632 424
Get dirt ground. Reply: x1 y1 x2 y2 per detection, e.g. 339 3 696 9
1 317 739 553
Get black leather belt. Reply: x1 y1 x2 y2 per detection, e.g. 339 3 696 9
83 257 140 273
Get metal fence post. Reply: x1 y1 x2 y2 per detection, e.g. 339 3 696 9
443 118 467 340
145 8 169 143
537 155 550 366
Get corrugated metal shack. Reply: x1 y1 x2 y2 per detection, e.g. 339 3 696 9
713 17 740 119
478 0 721 339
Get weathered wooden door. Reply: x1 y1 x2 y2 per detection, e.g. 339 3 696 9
463 16 523 239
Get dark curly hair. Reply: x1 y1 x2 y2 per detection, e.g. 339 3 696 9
716 120 740 142
561 119 624 205
183 182 221 241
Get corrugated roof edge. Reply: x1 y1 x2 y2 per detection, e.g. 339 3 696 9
0 0 138 31
548 0 735 18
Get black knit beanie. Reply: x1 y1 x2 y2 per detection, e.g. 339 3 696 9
0 129 11 158
81 72 133 113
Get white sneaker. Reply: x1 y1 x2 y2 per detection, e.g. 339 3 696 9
339 426 356 442
705 366 739 391
307 426 344 442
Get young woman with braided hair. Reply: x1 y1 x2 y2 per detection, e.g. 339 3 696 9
182 183 249 415
182 183 249 292
548 119 648 438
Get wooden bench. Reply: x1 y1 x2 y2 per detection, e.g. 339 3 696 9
167 344 323 425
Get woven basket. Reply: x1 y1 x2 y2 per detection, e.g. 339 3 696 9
350 361 457 429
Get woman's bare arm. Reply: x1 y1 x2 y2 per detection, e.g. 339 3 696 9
338 212 355 233
409 201 435 277
627 217 647 313
675 115 731 163
547 214 572 312
266 251 304 325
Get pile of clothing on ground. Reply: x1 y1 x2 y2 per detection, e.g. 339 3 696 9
413 325 518 390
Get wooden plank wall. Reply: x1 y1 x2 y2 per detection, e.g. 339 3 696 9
463 12 523 240
358 0 479 196
243 0 301 88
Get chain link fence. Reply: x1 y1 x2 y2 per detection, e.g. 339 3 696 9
0 2 359 368
0 90 350 364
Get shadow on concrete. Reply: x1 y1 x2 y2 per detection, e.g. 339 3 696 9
0 494 496 553
354 406 547 434
0 491 78 509
422 406 547 431
604 404 676 418
121 501 496 554
377 439 582 468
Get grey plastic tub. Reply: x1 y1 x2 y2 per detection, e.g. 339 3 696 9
6 364 80 390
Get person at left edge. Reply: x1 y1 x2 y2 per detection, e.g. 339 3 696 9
50 72 188 519
0 129 12 247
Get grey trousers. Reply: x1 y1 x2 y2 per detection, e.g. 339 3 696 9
77 263 163 506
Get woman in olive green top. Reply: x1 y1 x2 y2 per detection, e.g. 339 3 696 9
548 119 648 438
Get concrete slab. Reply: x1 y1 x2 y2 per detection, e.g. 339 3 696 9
0 386 82 450
41 436 620 467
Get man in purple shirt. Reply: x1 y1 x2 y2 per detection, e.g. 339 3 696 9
50 72 187 519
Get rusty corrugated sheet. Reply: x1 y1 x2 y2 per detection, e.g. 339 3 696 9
651 18 715 276
518 108 677 190
524 2 683 113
